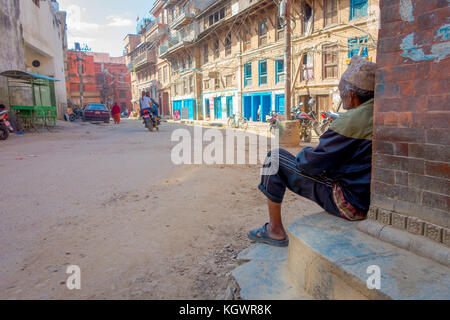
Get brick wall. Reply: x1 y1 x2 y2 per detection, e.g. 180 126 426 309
370 0 449 245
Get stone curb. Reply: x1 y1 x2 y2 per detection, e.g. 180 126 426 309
357 219 450 267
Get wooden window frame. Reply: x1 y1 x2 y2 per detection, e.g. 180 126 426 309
324 0 338 27
258 20 268 47
322 44 338 80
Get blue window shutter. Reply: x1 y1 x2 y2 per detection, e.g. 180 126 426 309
259 60 267 86
275 60 284 84
348 36 368 59
244 62 252 87
350 0 368 20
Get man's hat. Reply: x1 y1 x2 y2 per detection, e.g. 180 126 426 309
341 55 376 92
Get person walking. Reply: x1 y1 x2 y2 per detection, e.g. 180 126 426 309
111 102 121 124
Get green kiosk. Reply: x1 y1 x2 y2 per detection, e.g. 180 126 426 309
0 70 59 131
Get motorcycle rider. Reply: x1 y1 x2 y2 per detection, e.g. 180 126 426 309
139 91 152 116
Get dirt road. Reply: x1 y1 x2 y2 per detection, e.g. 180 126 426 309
0 119 321 299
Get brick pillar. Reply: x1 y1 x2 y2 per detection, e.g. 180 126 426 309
370 0 449 246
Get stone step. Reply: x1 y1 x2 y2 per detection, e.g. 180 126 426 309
232 244 312 300
287 212 450 300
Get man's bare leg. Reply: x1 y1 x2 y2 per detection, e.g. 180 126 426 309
267 199 287 240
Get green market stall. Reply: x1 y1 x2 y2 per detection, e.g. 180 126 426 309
0 70 59 130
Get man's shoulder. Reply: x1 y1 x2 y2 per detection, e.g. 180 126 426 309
329 99 374 140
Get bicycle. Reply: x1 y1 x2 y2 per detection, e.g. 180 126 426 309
227 113 248 130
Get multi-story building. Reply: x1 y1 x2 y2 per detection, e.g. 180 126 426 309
66 50 132 112
159 0 216 120
0 0 68 119
129 0 378 122
125 0 171 116
196 0 378 122
291 0 379 114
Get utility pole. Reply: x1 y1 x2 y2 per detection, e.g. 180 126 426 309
76 48 84 109
284 0 292 120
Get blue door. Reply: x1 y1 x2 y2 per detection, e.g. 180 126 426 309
205 99 210 118
275 94 285 115
244 96 252 120
183 99 195 120
214 97 222 120
261 95 271 122
226 97 233 118
252 96 261 121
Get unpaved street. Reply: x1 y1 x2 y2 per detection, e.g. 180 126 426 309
0 120 321 299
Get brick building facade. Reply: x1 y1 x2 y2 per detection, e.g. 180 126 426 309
66 50 132 112
369 0 449 246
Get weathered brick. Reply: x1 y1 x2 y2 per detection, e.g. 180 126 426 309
374 127 425 143
426 129 450 145
383 113 398 127
394 142 409 156
422 191 449 212
371 193 395 212
424 144 450 162
424 223 443 243
398 185 422 203
407 217 425 235
421 112 450 129
373 167 395 184
380 3 402 24
430 60 450 80
393 199 449 227
443 229 450 247
367 207 378 220
378 209 392 225
373 140 394 155
395 171 409 186
408 158 425 174
409 174 449 195
398 80 416 97
375 83 400 98
391 212 407 230
428 95 450 112
416 0 449 15
425 161 450 179
397 113 412 128
408 143 426 159
372 181 399 200
373 153 408 171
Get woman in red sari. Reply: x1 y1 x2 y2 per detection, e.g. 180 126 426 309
111 103 121 124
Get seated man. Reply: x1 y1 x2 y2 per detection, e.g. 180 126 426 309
248 55 376 247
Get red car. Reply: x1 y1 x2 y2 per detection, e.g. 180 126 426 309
83 104 110 123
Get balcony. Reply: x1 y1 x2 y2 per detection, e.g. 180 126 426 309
145 24 169 43
170 10 195 30
134 50 157 71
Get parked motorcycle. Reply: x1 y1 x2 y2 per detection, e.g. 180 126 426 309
267 111 281 134
319 110 343 134
0 110 15 140
69 107 84 122
142 109 160 132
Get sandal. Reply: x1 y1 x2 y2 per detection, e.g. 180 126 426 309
247 223 289 247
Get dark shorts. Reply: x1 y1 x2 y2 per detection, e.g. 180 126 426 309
258 148 341 217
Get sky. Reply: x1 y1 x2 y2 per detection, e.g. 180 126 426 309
58 0 155 57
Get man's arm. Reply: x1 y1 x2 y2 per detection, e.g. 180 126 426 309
295 129 361 176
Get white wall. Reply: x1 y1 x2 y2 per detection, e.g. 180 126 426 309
20 0 68 118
